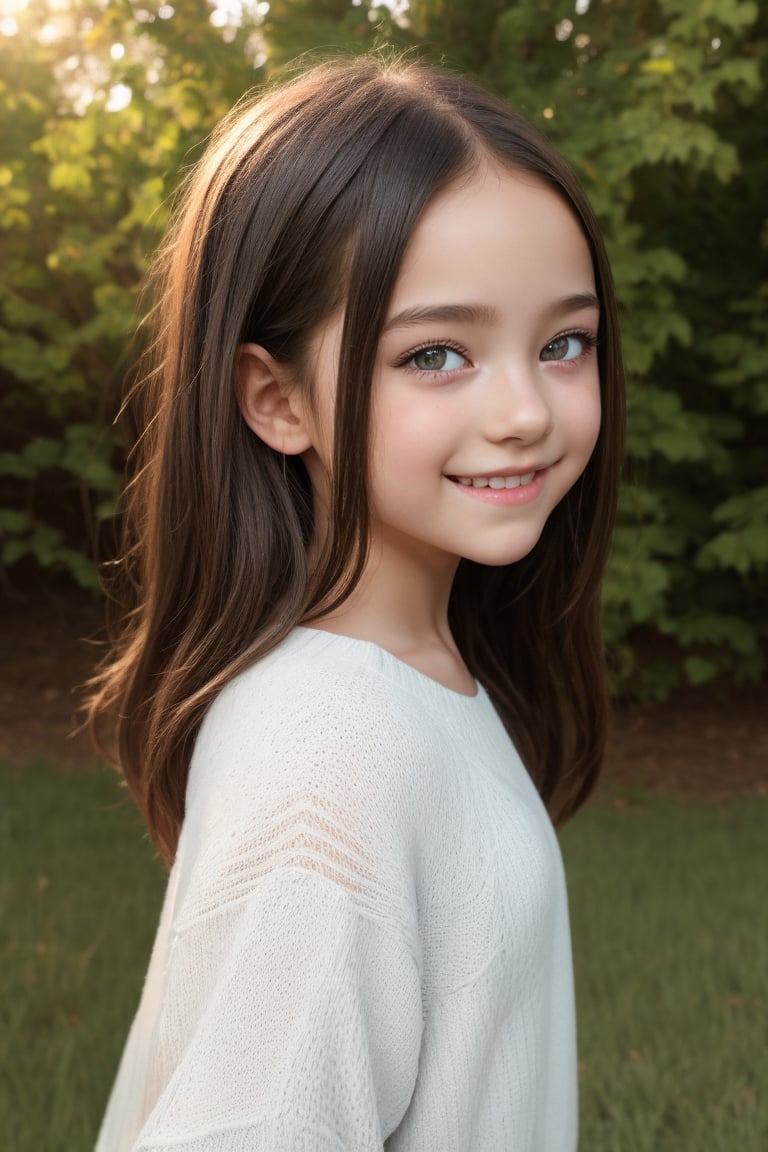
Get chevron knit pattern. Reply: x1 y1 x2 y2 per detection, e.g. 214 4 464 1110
96 628 577 1152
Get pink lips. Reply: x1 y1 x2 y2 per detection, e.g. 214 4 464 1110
449 468 549 506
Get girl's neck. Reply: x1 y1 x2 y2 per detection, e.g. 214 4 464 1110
303 534 476 695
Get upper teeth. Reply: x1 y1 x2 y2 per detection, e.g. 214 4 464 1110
457 472 537 489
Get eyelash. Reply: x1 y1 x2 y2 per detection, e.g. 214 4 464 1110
545 328 600 363
394 339 470 375
395 329 600 377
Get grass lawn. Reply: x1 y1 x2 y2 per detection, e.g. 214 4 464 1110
561 791 767 1151
1 758 766 1150
1 759 165 1150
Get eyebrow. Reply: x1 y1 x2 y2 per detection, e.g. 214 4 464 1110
383 293 601 333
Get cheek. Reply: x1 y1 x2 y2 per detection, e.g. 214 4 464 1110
370 392 447 478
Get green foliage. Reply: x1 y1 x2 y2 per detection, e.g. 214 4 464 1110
0 0 270 586
1 0 766 693
699 487 768 574
407 0 768 694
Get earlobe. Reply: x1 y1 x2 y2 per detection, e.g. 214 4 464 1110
234 343 313 456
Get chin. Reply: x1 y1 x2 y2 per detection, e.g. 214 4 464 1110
461 537 545 568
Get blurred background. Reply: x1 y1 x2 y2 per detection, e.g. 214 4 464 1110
0 1 766 1149
1 0 767 692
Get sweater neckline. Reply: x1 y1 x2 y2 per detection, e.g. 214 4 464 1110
292 626 485 705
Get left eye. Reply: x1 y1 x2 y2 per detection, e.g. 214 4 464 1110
409 346 467 372
540 334 587 362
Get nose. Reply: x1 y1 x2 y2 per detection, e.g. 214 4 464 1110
482 364 554 444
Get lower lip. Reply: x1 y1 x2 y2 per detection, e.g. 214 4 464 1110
449 469 548 506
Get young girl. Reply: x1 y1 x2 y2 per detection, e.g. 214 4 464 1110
91 52 623 1152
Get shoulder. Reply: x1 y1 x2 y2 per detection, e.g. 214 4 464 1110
195 628 452 783
186 629 455 847
176 629 451 935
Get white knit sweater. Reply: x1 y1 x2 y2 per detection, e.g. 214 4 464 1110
96 628 577 1151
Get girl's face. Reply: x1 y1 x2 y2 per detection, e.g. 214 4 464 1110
301 161 602 575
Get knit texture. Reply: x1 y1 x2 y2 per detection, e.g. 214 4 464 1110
96 628 577 1151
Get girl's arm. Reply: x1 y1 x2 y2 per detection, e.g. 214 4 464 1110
133 868 423 1150
103 650 432 1151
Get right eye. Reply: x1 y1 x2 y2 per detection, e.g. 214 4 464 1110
407 346 468 373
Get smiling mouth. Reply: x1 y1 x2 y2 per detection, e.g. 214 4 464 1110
452 471 538 490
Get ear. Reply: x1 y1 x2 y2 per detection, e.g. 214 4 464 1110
234 343 313 456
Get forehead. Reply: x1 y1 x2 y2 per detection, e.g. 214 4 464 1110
388 162 595 315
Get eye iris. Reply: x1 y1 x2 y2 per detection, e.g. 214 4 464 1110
544 336 570 361
414 347 448 371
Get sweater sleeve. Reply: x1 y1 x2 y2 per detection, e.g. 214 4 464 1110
131 660 431 1151
135 871 423 1151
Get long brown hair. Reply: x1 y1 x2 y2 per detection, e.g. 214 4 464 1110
89 53 624 866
